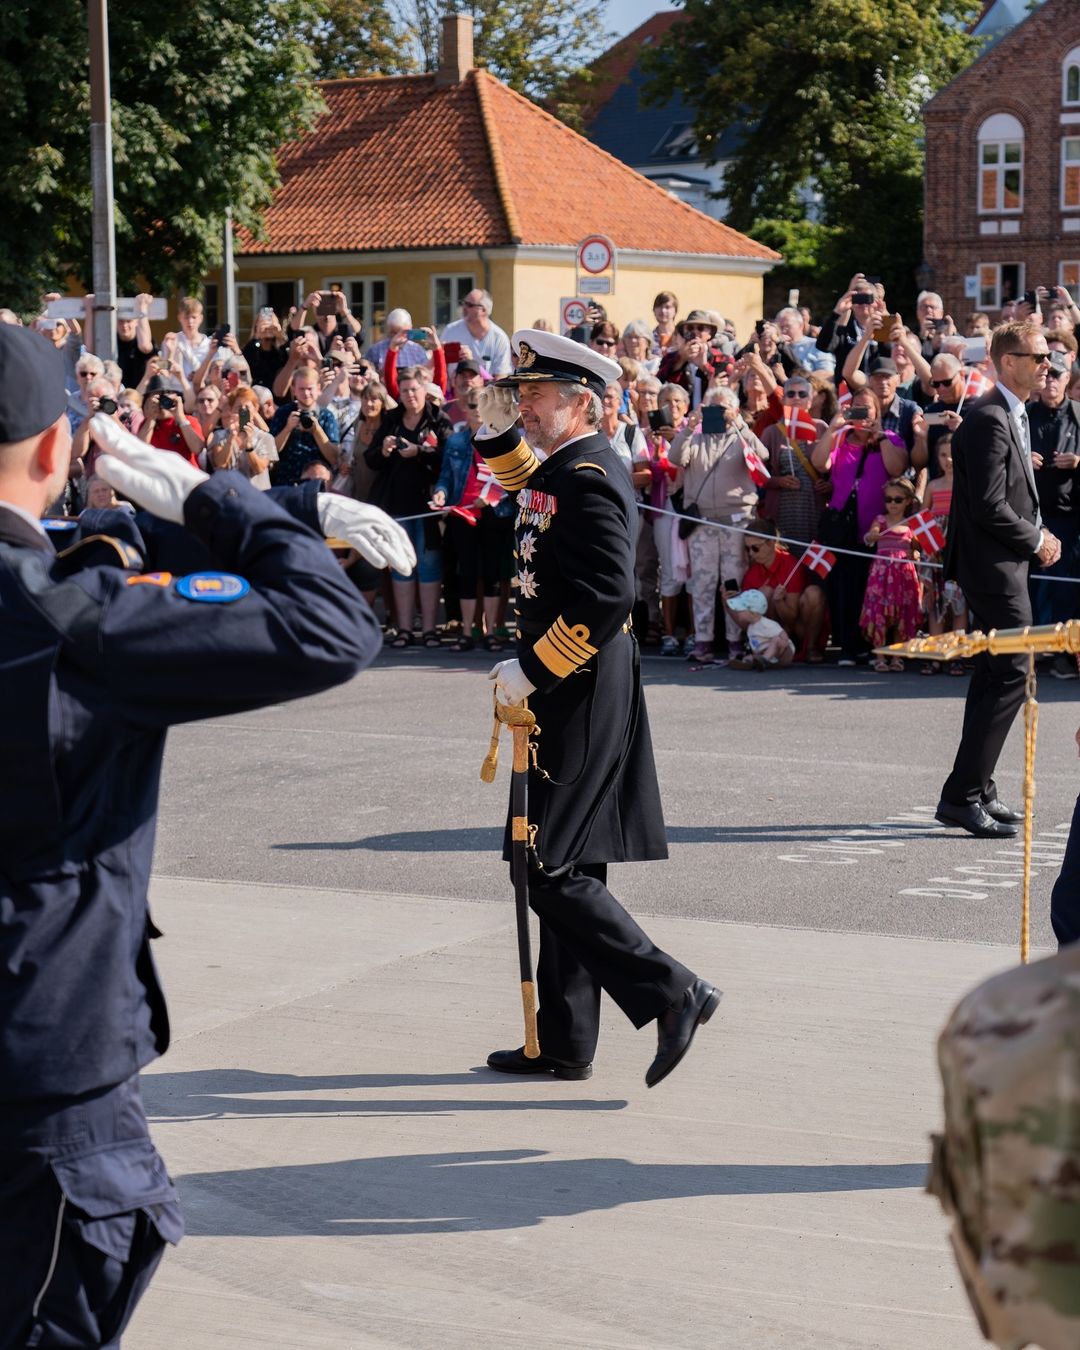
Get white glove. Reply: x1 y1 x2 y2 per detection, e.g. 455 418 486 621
475 385 520 439
488 658 536 707
316 493 417 575
90 414 208 525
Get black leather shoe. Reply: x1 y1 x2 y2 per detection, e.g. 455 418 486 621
982 798 1024 825
486 1047 593 1080
935 800 1018 838
645 979 722 1089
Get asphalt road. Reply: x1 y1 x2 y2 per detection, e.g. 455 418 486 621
155 645 1079 951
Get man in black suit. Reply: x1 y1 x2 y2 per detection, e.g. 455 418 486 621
937 320 1061 838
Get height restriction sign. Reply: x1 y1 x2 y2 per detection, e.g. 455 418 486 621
575 234 617 296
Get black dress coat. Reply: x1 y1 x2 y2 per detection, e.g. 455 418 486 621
476 426 668 871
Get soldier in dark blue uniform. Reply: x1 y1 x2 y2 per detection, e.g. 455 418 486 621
0 325 414 1348
478 330 721 1088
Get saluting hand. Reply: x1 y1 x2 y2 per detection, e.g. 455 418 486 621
90 414 208 524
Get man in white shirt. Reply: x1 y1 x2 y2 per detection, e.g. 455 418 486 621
440 289 512 377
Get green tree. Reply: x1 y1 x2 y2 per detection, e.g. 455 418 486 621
644 0 982 310
299 0 414 79
398 0 608 115
0 0 325 313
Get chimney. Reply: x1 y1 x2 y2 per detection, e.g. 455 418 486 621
436 13 474 86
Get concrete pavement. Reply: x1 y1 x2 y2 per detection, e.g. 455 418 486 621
128 874 1034 1349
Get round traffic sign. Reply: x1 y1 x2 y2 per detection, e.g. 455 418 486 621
577 235 614 275
561 299 587 328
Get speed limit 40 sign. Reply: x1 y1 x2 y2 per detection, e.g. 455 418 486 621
561 298 588 330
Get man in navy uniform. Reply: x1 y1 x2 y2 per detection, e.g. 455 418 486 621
478 330 720 1088
0 324 414 1348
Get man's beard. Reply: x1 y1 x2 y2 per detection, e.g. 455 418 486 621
528 400 575 453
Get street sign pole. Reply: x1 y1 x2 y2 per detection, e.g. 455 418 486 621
88 0 117 361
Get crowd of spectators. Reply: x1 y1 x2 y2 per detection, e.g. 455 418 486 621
9 272 1080 675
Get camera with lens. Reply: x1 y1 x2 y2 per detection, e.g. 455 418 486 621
299 410 314 430
158 393 176 411
97 397 118 416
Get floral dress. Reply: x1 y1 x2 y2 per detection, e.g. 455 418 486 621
860 517 922 647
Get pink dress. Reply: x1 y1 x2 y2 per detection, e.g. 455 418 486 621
860 517 922 647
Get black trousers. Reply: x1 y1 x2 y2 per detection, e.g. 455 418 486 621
0 1077 182 1350
525 861 694 1063
941 584 1032 808
1051 792 1080 948
824 551 871 660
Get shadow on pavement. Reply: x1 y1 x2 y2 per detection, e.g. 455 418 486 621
175 1149 929 1236
270 822 944 852
143 1068 627 1122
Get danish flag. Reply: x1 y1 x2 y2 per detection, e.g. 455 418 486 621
837 380 853 409
962 367 995 403
448 462 506 525
784 407 818 443
742 442 771 486
801 541 837 579
904 509 947 556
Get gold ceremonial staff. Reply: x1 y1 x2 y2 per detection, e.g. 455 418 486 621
877 620 1080 964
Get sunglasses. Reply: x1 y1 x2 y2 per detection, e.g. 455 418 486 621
1006 350 1051 364
929 378 956 388
884 495 908 504
784 389 810 399
593 339 617 348
744 543 765 554
463 301 486 309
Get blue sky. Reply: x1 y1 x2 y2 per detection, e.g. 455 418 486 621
606 0 678 41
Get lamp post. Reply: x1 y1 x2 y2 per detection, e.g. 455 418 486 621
88 0 117 360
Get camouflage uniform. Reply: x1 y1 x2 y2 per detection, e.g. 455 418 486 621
928 944 1080 1349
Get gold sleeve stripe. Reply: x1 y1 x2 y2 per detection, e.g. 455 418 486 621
552 617 596 660
532 617 597 678
483 441 539 491
574 462 607 476
532 633 578 679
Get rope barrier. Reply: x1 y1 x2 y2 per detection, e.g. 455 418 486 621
389 501 1080 585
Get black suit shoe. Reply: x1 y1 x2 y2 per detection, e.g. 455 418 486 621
982 798 1024 825
645 979 722 1089
935 800 1019 838
486 1046 593 1080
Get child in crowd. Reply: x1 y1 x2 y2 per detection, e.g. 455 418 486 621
919 433 967 675
725 589 795 670
861 476 923 671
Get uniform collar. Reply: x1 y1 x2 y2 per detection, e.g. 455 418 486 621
548 431 596 459
0 500 50 546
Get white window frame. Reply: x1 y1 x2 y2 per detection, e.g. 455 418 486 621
431 273 476 329
320 276 388 344
976 262 1025 311
1063 137 1080 212
1064 49 1080 107
977 114 1024 215
1061 262 1080 303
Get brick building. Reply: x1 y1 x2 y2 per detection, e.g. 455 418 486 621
922 0 1080 319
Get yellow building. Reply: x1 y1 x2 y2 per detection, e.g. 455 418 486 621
211 17 778 344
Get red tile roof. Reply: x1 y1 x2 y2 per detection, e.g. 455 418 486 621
239 68 777 263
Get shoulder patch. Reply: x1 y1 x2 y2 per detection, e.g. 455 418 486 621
127 571 173 587
175 572 250 604
574 462 607 476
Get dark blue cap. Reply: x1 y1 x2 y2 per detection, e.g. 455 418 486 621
0 325 67 444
